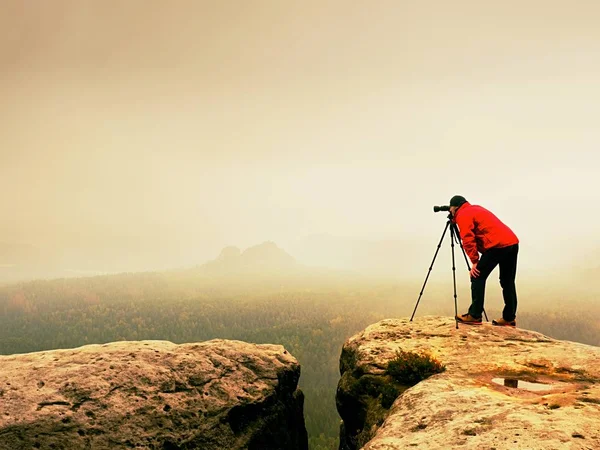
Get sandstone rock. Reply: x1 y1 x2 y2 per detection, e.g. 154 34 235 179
337 316 600 450
0 339 308 449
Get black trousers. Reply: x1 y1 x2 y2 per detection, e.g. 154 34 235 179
468 244 519 321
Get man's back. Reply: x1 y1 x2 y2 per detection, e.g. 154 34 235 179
454 202 519 257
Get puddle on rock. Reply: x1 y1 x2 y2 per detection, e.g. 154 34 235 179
492 378 553 392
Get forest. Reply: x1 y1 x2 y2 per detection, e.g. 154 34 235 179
1 269 598 450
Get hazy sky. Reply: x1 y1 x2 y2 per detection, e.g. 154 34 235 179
1 1 600 275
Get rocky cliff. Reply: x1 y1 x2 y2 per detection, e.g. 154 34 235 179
336 316 600 450
0 339 308 450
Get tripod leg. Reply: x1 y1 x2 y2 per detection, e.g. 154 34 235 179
450 225 459 329
411 221 451 321
452 224 489 322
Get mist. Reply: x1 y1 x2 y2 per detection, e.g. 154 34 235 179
2 1 600 284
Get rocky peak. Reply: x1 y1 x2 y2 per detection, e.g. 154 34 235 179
240 241 296 267
202 241 297 275
217 245 242 261
0 339 308 449
337 316 600 449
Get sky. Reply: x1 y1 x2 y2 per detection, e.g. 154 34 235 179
1 1 600 279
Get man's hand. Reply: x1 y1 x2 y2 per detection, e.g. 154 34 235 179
470 263 480 278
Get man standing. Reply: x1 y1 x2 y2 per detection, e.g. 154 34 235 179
449 195 520 327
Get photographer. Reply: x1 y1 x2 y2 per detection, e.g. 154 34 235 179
449 196 520 327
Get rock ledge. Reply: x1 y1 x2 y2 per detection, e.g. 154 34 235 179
0 339 308 449
337 316 600 450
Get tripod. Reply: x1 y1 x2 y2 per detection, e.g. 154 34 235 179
410 214 488 329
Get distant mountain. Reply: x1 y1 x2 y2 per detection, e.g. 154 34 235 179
199 241 298 275
0 239 363 287
197 235 429 281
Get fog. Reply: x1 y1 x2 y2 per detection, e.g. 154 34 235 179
2 1 600 283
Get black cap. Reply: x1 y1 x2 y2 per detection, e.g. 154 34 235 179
449 195 467 207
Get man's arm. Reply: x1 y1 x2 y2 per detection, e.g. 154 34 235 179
455 212 479 265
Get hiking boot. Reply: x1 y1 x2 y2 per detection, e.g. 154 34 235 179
492 318 516 327
455 313 482 325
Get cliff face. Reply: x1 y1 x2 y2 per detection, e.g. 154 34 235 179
0 339 308 450
336 316 600 450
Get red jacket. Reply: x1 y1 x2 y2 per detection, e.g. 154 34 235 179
452 202 519 265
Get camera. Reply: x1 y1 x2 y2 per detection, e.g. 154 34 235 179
433 205 450 213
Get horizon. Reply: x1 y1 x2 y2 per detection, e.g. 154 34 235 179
0 238 590 300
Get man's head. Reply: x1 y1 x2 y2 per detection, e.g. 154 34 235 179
449 195 467 215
